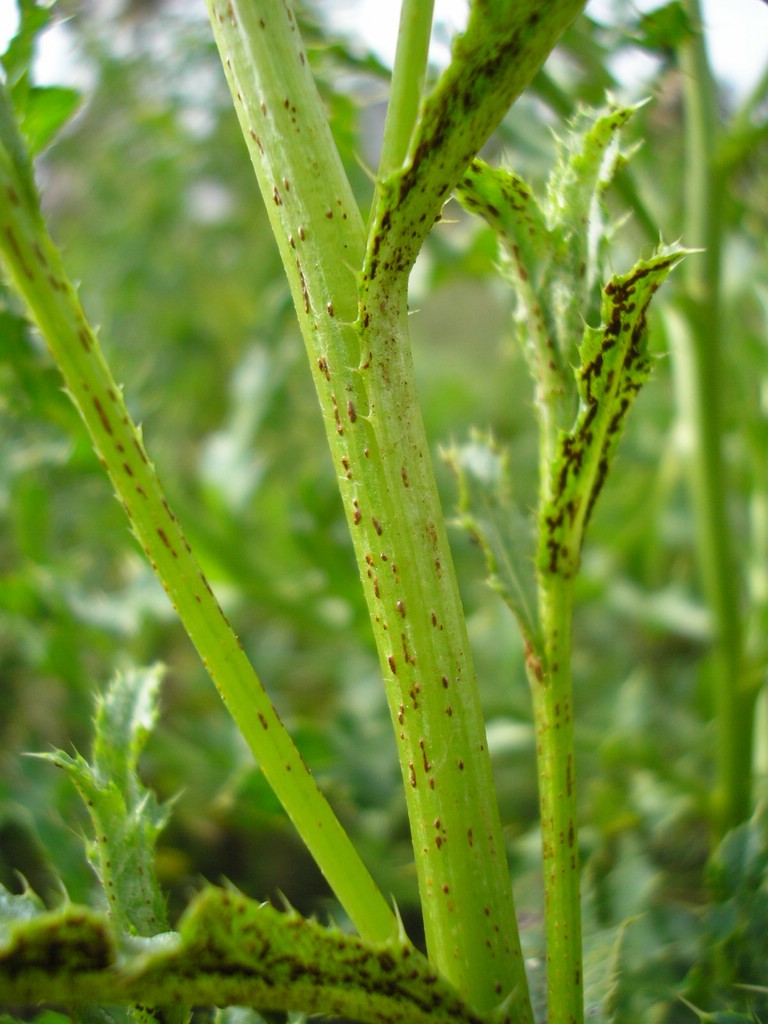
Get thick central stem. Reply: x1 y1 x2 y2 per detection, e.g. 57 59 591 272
355 282 532 1015
205 0 533 1013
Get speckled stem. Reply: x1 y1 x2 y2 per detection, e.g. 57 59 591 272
202 0 545 1014
205 0 586 1013
356 0 584 1011
0 86 395 948
526 581 582 1024
355 283 533 1014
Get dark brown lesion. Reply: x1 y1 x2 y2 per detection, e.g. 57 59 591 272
4 225 34 280
92 397 113 436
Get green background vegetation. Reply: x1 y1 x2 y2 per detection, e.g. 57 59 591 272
1 1 767 1020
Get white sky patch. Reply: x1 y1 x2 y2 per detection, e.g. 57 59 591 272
0 1 765 98
323 0 469 68
588 0 768 98
700 0 768 97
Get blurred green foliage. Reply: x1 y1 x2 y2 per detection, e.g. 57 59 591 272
1 1 767 1020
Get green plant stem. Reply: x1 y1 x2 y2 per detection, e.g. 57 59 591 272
677 0 752 833
205 0 587 1012
378 0 435 179
203 1 536 1013
356 284 533 1016
528 578 582 1024
0 88 395 949
352 8 586 1006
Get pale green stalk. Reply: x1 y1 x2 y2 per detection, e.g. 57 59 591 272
0 86 394 948
355 10 584 1008
677 0 752 832
203 2 532 1011
378 0 435 179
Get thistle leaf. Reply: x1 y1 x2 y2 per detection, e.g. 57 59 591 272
457 161 556 390
457 103 644 393
546 103 642 347
539 246 689 579
0 884 502 1024
457 107 688 596
36 667 171 941
444 433 539 645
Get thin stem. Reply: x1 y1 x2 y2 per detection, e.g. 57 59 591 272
529 577 582 1024
378 0 435 181
677 0 753 833
0 88 395 948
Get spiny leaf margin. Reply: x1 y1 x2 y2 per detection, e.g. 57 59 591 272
0 885 509 1024
34 666 171 941
361 0 587 302
539 245 690 580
